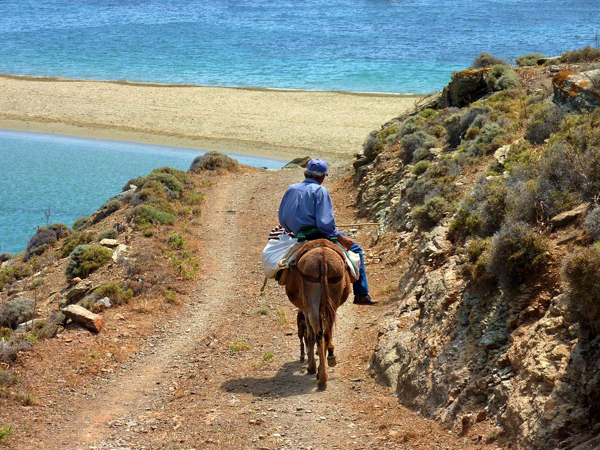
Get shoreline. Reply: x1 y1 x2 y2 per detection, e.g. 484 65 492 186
0 74 422 164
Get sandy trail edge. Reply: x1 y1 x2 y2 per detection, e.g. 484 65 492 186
0 74 421 163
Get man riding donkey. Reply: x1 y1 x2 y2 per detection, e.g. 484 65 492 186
263 158 375 388
277 158 376 305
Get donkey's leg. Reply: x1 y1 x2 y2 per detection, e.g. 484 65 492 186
304 287 321 377
316 328 328 389
297 310 306 362
327 330 337 367
305 319 317 374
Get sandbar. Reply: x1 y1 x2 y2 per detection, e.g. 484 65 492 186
0 74 421 164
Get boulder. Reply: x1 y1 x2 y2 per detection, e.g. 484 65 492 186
62 304 104 332
553 70 600 112
100 239 119 248
283 156 311 168
16 318 45 332
63 282 93 306
551 203 590 228
112 244 128 263
439 68 491 108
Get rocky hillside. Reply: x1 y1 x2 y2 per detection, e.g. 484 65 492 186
355 48 600 449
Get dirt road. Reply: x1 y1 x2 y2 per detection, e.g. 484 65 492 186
10 168 491 450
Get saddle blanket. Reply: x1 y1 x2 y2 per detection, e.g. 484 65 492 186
262 234 360 282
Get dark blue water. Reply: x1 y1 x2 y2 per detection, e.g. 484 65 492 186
0 131 286 254
1 0 598 94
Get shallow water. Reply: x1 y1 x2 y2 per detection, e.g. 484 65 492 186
0 131 286 254
1 0 599 93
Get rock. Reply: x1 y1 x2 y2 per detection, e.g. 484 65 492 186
549 65 560 73
92 297 112 313
16 318 45 332
61 305 104 332
439 68 491 108
550 203 589 227
63 283 93 306
538 56 560 65
70 277 83 286
557 231 578 245
100 239 119 248
283 156 311 168
352 157 372 171
553 70 600 112
112 244 128 263
494 144 511 166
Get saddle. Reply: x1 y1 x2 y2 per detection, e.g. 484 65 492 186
278 239 351 286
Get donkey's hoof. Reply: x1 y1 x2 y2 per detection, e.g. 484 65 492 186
307 366 317 375
300 355 305 362
327 355 337 367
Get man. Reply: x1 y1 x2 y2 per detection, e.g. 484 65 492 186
278 158 376 305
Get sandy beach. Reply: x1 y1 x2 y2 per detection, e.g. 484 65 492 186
0 74 420 164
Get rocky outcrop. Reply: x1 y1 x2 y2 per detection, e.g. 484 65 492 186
368 216 599 448
553 70 600 112
439 68 492 108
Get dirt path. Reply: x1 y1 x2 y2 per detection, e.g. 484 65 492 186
12 168 491 450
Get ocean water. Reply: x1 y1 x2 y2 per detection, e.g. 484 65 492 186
1 0 599 253
0 131 286 254
0 0 599 94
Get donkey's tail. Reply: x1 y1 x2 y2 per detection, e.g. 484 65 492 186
319 253 337 332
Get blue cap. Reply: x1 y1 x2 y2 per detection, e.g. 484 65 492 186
307 158 328 174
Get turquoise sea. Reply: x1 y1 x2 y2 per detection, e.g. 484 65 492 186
1 0 599 253
0 131 285 254
1 0 599 94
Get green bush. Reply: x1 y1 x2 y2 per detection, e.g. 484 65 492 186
524 100 565 145
485 65 520 91
471 52 510 69
189 151 239 173
411 160 431 176
23 228 58 262
151 167 190 185
65 245 113 280
462 237 496 287
60 231 96 258
147 172 184 199
450 177 508 240
362 131 384 159
98 228 118 241
94 283 133 306
0 298 35 329
72 216 89 231
516 53 545 67
560 46 600 63
562 245 600 333
487 221 548 288
585 206 600 241
584 62 600 71
410 196 449 229
400 131 437 163
132 204 176 227
133 179 169 205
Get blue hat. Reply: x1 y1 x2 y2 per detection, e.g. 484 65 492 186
307 158 328 174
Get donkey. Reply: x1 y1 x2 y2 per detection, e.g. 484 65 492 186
285 239 351 389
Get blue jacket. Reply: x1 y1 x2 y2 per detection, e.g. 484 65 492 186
278 178 339 239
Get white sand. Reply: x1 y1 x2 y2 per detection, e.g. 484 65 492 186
0 74 421 163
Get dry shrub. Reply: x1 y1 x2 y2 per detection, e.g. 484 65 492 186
0 298 35 329
471 52 510 69
562 245 600 334
189 151 239 173
487 221 548 288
